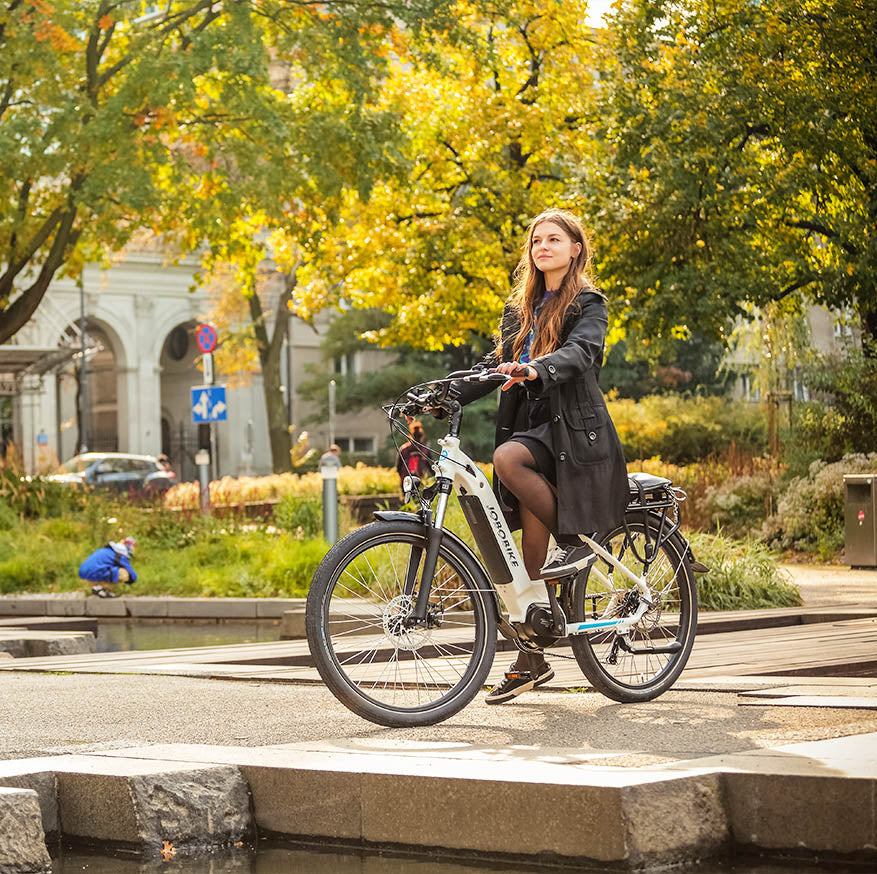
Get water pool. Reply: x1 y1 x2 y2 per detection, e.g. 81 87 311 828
51 843 866 874
95 620 281 652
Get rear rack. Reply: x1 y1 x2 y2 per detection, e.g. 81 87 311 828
623 476 687 566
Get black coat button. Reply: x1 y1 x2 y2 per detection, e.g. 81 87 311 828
553 415 560 423
548 365 556 374
588 431 597 441
558 452 567 461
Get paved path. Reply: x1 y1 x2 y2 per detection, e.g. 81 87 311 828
3 671 877 762
2 562 876 865
781 561 877 607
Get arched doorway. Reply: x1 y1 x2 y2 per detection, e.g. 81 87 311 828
56 321 120 458
159 321 207 482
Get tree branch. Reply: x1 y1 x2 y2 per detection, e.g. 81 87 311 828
97 0 216 90
785 219 859 256
0 207 66 302
0 210 80 345
770 273 819 303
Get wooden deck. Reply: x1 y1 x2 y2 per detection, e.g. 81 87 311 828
0 609 874 689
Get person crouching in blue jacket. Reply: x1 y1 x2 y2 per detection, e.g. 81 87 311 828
79 538 137 598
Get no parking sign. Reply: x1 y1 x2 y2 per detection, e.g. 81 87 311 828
196 323 217 354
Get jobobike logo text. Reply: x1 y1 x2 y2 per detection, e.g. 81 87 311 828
488 507 519 567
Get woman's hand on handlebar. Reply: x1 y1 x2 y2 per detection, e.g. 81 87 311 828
495 361 537 391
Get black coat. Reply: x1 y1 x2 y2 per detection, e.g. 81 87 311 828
457 290 628 537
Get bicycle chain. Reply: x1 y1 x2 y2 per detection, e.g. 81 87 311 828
547 649 578 661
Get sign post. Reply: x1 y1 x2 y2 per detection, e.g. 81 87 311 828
195 324 219 482
196 448 210 515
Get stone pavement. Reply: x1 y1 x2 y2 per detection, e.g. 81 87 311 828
1 561 876 870
1 667 876 869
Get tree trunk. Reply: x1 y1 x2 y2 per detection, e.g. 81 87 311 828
859 297 877 354
261 350 291 473
248 271 297 473
0 210 79 345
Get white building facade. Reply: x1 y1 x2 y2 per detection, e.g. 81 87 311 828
2 248 392 477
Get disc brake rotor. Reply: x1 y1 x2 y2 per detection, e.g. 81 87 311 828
382 594 431 651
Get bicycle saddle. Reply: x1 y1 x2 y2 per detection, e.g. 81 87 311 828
627 472 671 491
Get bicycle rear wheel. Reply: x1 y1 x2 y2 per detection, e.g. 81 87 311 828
306 519 497 727
570 515 697 702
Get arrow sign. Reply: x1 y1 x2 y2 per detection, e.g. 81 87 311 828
191 385 228 423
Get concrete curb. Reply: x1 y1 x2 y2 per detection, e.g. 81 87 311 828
0 597 305 620
0 735 874 870
0 787 51 874
0 756 252 870
0 630 95 659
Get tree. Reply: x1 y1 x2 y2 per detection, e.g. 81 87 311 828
1 1 268 341
592 0 877 352
0 0 452 471
293 0 604 350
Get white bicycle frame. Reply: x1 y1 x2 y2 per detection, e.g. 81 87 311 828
432 434 654 637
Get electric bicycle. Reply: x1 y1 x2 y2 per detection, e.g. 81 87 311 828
305 371 702 727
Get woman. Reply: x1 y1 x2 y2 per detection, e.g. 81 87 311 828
456 209 628 704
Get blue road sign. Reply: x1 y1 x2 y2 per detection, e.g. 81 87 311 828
191 385 228 423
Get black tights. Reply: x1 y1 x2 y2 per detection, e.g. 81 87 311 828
492 441 559 552
492 440 559 675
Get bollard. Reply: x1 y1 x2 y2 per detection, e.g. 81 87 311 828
196 448 211 516
320 460 339 544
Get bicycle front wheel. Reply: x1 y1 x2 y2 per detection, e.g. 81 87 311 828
306 519 497 727
570 516 697 702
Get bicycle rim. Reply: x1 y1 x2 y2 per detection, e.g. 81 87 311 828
313 528 494 716
572 521 696 696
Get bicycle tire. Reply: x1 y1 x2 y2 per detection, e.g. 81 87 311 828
569 514 697 702
306 519 497 727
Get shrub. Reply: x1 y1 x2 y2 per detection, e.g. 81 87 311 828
702 472 780 539
164 464 400 510
0 502 17 531
0 468 84 518
262 539 329 595
609 394 767 463
136 506 202 550
687 531 802 610
802 339 877 456
39 517 87 541
627 454 777 532
762 453 877 559
274 496 322 538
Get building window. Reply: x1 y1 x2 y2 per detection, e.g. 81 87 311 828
333 352 358 377
334 436 375 455
167 325 189 361
353 436 375 454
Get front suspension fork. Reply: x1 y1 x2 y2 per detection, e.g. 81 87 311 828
405 479 453 625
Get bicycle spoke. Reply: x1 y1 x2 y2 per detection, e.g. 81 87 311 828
316 527 492 716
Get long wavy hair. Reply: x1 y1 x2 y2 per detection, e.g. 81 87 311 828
500 209 597 362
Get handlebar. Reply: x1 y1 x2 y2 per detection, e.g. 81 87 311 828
383 370 508 421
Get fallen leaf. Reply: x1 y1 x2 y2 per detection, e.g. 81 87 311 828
159 841 176 862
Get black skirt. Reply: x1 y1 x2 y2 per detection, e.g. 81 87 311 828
507 394 556 486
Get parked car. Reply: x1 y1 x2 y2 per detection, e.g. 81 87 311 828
49 453 176 495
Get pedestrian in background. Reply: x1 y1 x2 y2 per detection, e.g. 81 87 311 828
396 420 431 489
79 538 138 598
